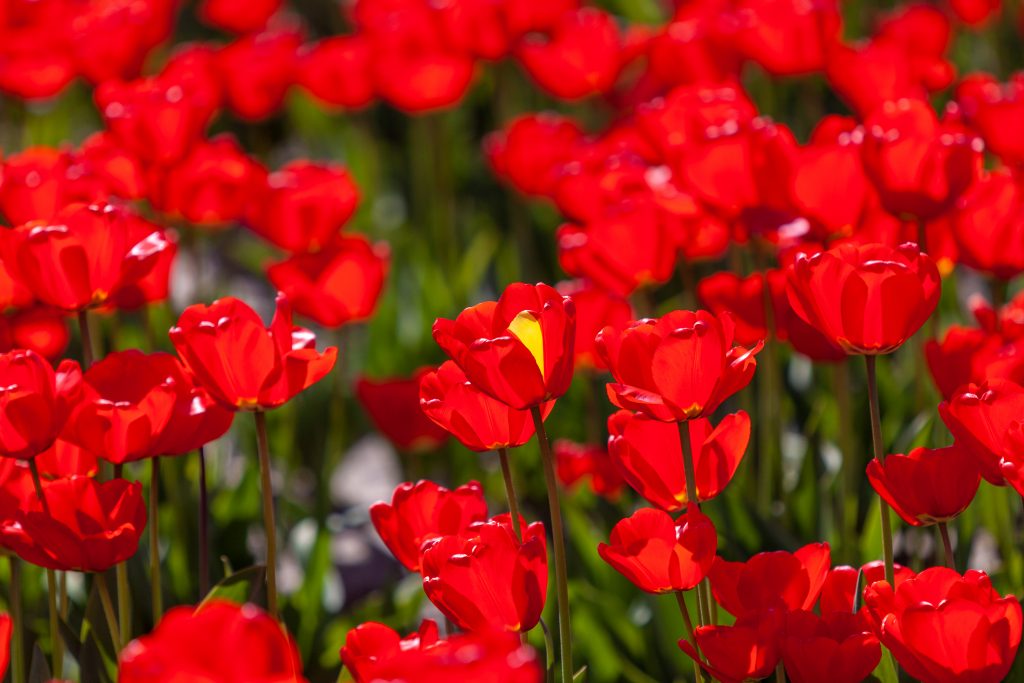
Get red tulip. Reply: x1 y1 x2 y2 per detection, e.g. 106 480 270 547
107 215 179 312
0 1 75 100
516 9 621 101
76 131 147 202
0 147 95 225
781 610 881 683
421 515 547 632
939 379 1024 485
608 409 750 511
949 0 1001 25
35 439 98 480
954 73 1024 167
297 36 375 110
861 98 982 220
0 459 34 519
340 620 440 683
553 440 625 500
356 370 449 452
819 561 914 617
0 308 70 362
680 608 785 683
484 113 583 198
1 475 145 572
119 600 305 682
151 361 233 457
708 542 831 618
786 242 940 355
0 611 9 679
952 169 1024 280
369 480 488 572
199 0 281 34
0 350 81 461
791 116 870 238
598 507 716 593
596 310 761 422
246 161 360 253
925 325 1024 399
863 567 1022 683
433 283 575 410
725 0 842 77
419 361 547 452
554 281 632 370
169 293 337 411
68 0 172 85
215 27 301 121
866 445 981 526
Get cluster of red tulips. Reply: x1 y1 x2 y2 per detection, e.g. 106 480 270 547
0 0 1023 681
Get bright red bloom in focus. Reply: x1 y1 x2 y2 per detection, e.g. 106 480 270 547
819 561 914 617
939 379 1024 486
169 293 337 411
419 361 547 452
708 542 831 618
786 242 940 355
215 27 301 122
608 409 750 511
421 515 547 633
553 440 625 500
340 620 440 683
781 610 881 683
596 310 761 422
866 445 981 526
433 283 575 410
952 169 1024 280
863 567 1022 683
555 281 632 370
356 370 449 452
598 507 716 593
150 360 234 457
955 73 1024 167
680 609 784 683
516 9 621 101
0 349 81 460
1 475 145 572
369 480 488 572
119 600 305 682
199 0 281 34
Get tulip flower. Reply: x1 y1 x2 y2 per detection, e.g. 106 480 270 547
0 476 145 572
0 308 70 361
360 630 542 683
0 350 82 461
484 113 583 198
866 445 981 526
955 73 1024 167
596 310 761 422
516 9 621 101
35 439 97 479
781 610 882 683
863 567 1022 683
356 370 449 452
246 161 361 253
119 600 305 682
150 361 234 457
598 508 716 594
369 480 488 573
169 293 337 411
939 379 1024 486
553 440 625 501
679 609 785 683
608 409 750 511
198 0 280 34
925 326 1024 399
107 217 179 312
340 620 440 683
215 27 301 122
553 283 631 371
297 36 376 110
0 147 90 225
727 0 841 77
75 131 146 203
708 542 831 618
421 515 547 633
819 561 915 618
266 235 389 327
0 612 9 679
952 169 1024 280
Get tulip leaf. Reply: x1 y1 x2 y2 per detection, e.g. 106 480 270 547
199 564 266 608
27 644 51 683
572 665 588 682
870 649 899 683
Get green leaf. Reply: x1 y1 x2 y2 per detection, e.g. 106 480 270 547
872 650 899 683
28 644 51 683
199 564 266 608
572 665 589 682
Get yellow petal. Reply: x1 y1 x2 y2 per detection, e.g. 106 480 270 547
507 310 545 379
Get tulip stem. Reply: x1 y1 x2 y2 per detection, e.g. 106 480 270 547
775 663 786 682
675 591 707 683
77 310 95 368
992 278 1008 317
112 463 131 644
865 356 896 587
678 422 714 627
497 448 522 541
938 522 955 570
254 410 279 618
531 406 573 683
834 360 858 564
27 459 64 678
97 573 122 652
755 250 780 514
150 457 163 621
9 557 25 683
198 446 210 598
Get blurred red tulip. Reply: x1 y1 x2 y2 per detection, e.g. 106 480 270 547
708 542 831 618
119 600 305 682
169 293 337 411
76 132 147 202
863 567 1022 683
598 507 716 593
553 440 624 500
69 0 172 85
554 281 632 370
433 283 575 410
199 0 281 34
35 439 98 480
0 307 71 361
680 608 784 683
949 0 1001 25
726 0 842 76
866 445 981 526
952 169 1024 280
340 620 440 683
421 514 547 632
925 326 1011 399
596 310 761 422
955 73 1024 167
216 27 301 121
0 349 81 461
0 0 75 100
0 147 95 224
356 370 449 452
484 113 583 198
370 480 488 572
1 475 145 572
516 8 621 100
297 36 375 110
791 116 870 238
781 610 881 683
0 611 9 679
819 560 914 617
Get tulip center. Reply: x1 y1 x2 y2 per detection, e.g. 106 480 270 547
507 310 545 378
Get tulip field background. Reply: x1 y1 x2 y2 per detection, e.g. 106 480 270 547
4 0 1024 681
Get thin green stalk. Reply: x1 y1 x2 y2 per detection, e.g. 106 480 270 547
28 459 63 678
776 663 787 682
679 422 713 627
675 591 706 683
77 310 95 368
531 406 572 683
755 257 781 514
150 457 163 621
865 356 896 587
938 522 955 570
497 448 522 541
96 573 122 652
9 557 25 683
834 360 858 564
198 446 210 598
255 410 279 618
112 463 131 642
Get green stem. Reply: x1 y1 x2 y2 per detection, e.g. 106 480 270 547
111 463 131 643
938 522 955 570
255 410 279 618
776 663 787 682
865 356 896 587
498 447 522 541
9 557 25 683
28 459 63 678
77 310 95 368
150 457 163 621
675 591 706 683
198 446 210 598
834 360 857 564
678 422 714 627
755 259 780 514
531 407 572 682
96 573 122 652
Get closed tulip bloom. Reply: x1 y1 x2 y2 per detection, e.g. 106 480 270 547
863 568 1022 683
266 235 389 328
0 349 81 460
363 630 542 683
819 561 914 617
598 507 716 593
340 620 440 683
866 445 981 526
782 610 882 683
169 293 337 411
215 27 301 122
484 113 583 199
0 307 71 361
419 361 546 452
119 600 306 683
356 370 449 452
952 169 1024 280
786 242 940 355
198 0 281 34
709 542 831 618
421 515 547 633
727 0 841 77
297 36 375 110
596 310 761 422
680 609 785 683
954 73 1024 168
939 379 1024 485
553 440 625 501
1 202 172 312
433 283 575 410
554 282 632 370
369 480 488 572
608 409 750 511
1 476 145 572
